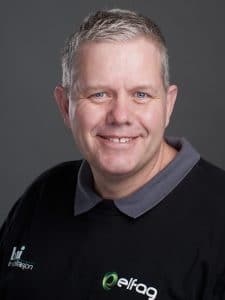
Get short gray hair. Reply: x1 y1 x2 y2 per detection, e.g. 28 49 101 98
61 8 170 92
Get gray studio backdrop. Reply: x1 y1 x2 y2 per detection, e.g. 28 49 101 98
1 0 225 225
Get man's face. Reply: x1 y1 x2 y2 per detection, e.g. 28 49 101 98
56 37 177 179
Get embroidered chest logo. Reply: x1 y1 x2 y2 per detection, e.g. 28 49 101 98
102 271 158 299
8 245 34 271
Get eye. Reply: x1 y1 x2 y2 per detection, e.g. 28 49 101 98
93 92 106 98
135 91 147 98
88 91 110 102
134 91 151 102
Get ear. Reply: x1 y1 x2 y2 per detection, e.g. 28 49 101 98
165 84 178 128
54 85 71 128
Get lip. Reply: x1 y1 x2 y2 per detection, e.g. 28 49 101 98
98 134 138 139
96 135 139 148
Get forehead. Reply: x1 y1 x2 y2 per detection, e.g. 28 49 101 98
73 37 163 91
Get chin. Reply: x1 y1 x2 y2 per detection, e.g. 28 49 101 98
98 159 138 177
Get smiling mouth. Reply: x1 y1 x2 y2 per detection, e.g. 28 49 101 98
98 136 137 144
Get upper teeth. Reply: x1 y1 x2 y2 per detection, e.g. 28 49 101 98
109 137 131 143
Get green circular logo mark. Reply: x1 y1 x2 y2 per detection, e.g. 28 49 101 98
102 272 118 291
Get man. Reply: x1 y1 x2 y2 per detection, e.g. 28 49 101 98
0 8 224 300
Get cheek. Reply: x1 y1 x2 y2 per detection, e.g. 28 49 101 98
140 103 166 132
71 102 105 135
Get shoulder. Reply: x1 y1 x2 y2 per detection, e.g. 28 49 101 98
30 160 83 188
0 160 83 244
190 158 225 191
196 158 225 177
181 158 225 222
21 159 83 205
11 160 83 202
173 158 225 221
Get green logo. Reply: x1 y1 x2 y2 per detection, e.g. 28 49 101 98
102 272 118 291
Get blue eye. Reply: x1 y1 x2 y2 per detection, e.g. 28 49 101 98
89 91 110 102
135 91 148 98
94 92 105 98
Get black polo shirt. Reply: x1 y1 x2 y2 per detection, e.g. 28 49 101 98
0 137 225 300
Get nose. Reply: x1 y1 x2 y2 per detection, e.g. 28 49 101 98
106 93 131 125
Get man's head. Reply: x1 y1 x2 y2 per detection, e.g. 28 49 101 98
54 8 177 187
61 8 170 94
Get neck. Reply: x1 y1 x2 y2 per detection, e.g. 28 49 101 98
91 140 177 199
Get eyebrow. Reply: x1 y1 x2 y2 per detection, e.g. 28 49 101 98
76 83 159 95
75 84 109 95
130 85 158 94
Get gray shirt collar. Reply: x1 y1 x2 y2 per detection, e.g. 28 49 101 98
74 137 200 218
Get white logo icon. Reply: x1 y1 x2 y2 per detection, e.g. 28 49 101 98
8 245 34 271
10 245 26 261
